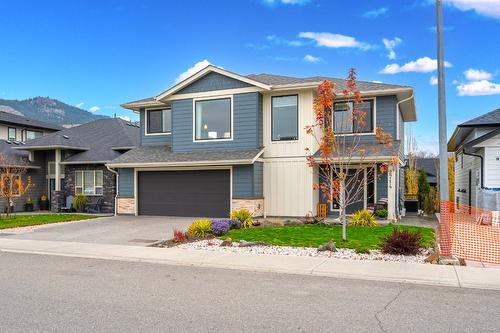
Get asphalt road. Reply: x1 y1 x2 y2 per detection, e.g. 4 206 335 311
0 252 499 333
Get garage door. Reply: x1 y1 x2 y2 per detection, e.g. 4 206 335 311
138 170 230 217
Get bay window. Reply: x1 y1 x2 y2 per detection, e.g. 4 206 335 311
75 170 103 195
195 98 231 140
271 95 298 141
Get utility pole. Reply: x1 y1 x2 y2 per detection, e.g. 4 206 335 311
436 0 449 201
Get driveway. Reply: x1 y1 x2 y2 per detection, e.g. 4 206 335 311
1 215 192 246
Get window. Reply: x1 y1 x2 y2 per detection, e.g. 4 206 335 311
1 174 21 196
146 109 171 134
8 127 16 141
333 100 374 134
195 98 231 140
271 95 298 141
25 130 43 141
75 170 103 195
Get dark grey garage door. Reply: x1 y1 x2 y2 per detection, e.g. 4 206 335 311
138 170 230 217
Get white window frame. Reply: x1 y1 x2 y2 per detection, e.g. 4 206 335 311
1 174 22 197
192 95 233 143
75 170 103 196
271 94 299 142
333 97 377 137
47 161 65 179
8 127 16 141
144 108 172 136
24 129 43 141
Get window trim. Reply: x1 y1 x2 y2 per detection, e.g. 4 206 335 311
74 170 104 196
271 94 299 142
332 97 377 136
192 95 233 142
144 108 172 136
24 129 43 141
8 127 16 141
1 174 22 197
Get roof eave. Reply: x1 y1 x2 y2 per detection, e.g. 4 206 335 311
12 145 90 151
106 159 257 168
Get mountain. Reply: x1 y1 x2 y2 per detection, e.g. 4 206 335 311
0 97 108 125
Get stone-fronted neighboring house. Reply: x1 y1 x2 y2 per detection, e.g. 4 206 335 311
0 111 62 212
108 65 416 220
14 118 139 213
448 108 500 210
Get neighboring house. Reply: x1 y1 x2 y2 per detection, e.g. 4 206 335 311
15 118 140 213
109 65 416 219
412 157 439 187
0 111 61 212
448 108 500 209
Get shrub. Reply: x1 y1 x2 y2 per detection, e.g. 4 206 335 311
350 210 378 227
230 208 253 228
187 219 212 238
375 209 388 219
172 229 187 243
211 219 231 236
381 227 422 255
230 219 242 229
423 187 439 215
72 194 89 212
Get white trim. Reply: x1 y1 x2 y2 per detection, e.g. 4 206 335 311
363 168 367 210
374 166 378 202
167 87 263 101
107 159 257 168
144 108 172 137
192 95 234 143
270 93 300 143
332 97 377 137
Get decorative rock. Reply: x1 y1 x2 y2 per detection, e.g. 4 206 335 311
318 240 337 252
239 240 269 247
220 239 233 247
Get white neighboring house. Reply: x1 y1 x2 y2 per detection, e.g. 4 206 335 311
448 108 500 210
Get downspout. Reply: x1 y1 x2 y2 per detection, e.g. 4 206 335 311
462 148 484 188
106 165 119 216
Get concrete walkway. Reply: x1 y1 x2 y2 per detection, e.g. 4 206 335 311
1 238 500 291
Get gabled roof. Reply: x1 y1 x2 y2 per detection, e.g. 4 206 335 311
0 111 62 131
15 118 140 164
448 108 500 151
414 157 438 184
459 108 500 127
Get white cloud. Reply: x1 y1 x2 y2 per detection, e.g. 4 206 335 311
372 80 383 83
457 80 500 96
428 25 455 32
304 54 321 63
382 37 402 60
379 56 452 74
88 106 100 113
298 32 371 50
266 35 302 46
262 0 310 6
443 0 500 19
117 115 131 122
463 68 493 81
75 102 84 108
430 76 438 85
175 60 211 84
363 7 388 18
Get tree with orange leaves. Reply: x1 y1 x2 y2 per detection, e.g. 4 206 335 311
0 153 33 217
305 69 397 241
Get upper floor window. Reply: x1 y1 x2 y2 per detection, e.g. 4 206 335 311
8 127 16 141
194 98 231 141
146 109 171 135
333 100 374 134
25 130 43 141
75 170 103 195
272 95 298 141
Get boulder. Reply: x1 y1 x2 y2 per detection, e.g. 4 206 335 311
318 240 337 252
220 239 233 247
239 240 269 247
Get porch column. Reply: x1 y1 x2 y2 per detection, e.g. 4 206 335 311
55 149 61 191
387 165 397 221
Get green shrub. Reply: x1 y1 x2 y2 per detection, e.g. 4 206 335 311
350 210 378 227
72 194 89 212
230 208 253 228
375 209 388 219
187 219 212 238
381 227 422 255
423 187 439 215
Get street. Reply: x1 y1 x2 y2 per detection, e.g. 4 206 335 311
0 252 499 332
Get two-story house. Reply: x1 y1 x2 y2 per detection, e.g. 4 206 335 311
109 65 416 220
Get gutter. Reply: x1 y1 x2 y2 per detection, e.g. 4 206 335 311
462 148 484 188
106 165 119 216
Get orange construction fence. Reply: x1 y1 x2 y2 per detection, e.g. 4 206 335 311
439 201 500 264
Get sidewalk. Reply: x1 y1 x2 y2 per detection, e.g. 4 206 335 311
1 238 500 291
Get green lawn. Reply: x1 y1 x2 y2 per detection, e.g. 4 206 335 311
221 224 435 253
0 214 102 229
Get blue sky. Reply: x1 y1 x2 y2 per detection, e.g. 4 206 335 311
0 0 499 153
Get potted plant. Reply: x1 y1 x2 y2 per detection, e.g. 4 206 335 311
24 198 34 212
39 194 49 211
72 194 89 213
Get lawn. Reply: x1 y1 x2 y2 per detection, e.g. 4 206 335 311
221 224 435 253
0 214 102 229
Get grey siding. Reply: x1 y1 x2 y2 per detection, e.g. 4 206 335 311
172 92 262 152
176 72 251 95
139 109 172 146
377 167 388 200
233 163 263 198
118 168 134 196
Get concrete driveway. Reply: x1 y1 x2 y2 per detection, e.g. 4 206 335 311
1 215 193 246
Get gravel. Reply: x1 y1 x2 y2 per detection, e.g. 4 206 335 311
177 239 433 264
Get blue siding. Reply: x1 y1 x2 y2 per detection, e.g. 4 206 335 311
176 72 251 95
172 92 262 152
139 109 172 146
233 163 263 198
118 168 134 196
377 167 388 200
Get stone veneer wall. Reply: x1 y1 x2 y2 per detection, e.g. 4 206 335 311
232 198 264 217
62 164 116 214
117 197 135 215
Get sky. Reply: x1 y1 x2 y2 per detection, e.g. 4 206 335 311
0 0 499 153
